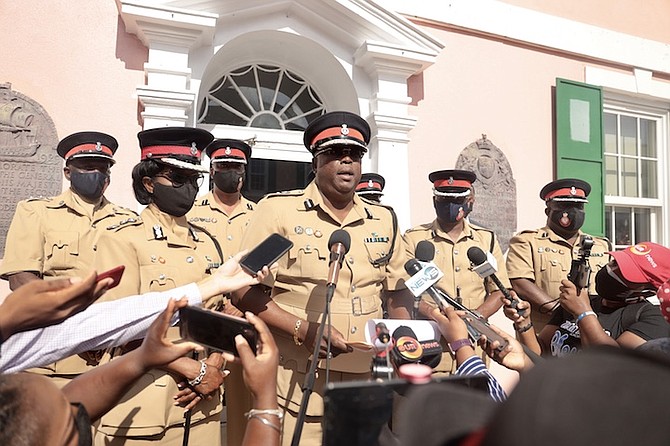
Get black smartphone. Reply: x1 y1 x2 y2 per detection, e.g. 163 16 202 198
179 306 259 356
240 233 293 275
96 265 125 289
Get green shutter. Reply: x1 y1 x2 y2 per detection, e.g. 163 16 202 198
555 78 605 236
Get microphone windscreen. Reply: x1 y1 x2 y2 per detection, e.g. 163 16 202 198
415 240 435 262
392 325 417 341
404 258 422 275
328 229 351 253
467 246 488 266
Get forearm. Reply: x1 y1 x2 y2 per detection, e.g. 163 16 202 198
578 316 619 348
386 289 413 319
8 271 40 291
511 278 556 307
235 286 296 335
476 291 504 319
62 349 146 421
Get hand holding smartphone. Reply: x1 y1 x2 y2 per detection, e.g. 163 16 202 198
96 265 125 289
240 233 293 275
179 305 259 356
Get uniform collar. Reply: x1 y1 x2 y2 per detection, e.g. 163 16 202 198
539 225 584 246
430 218 474 242
46 189 115 219
298 181 367 226
142 204 195 247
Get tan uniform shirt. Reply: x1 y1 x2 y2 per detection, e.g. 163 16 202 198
506 226 611 329
0 188 137 375
403 219 510 373
93 204 223 438
239 182 407 415
187 191 255 258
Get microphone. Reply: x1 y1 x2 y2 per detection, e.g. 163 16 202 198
466 246 524 314
415 240 435 262
375 322 391 345
404 258 448 310
390 325 441 369
327 229 351 287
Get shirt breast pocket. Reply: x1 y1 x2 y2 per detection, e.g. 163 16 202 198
540 253 568 283
142 265 178 292
289 245 326 278
45 231 80 270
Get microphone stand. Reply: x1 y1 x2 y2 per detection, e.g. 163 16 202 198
290 282 337 446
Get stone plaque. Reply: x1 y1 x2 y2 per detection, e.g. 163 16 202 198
0 83 61 256
456 135 516 253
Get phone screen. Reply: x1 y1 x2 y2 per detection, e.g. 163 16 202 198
179 306 258 356
240 233 293 274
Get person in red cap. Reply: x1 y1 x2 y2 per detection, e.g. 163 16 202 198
403 169 511 375
503 241 670 357
233 111 410 445
93 127 228 446
188 138 256 445
506 178 612 332
0 130 137 385
355 172 385 203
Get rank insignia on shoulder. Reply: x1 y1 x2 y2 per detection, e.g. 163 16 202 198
364 232 389 243
153 225 165 240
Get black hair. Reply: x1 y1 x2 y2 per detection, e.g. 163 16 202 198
131 159 163 205
0 375 40 445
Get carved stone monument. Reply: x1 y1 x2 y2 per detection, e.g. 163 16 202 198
456 135 517 252
0 83 61 256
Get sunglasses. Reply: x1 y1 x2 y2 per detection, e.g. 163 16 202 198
155 171 204 188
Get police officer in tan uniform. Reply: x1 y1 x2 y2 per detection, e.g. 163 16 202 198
403 170 509 373
0 131 136 385
355 172 385 203
93 127 226 446
506 178 611 332
187 139 255 446
233 111 410 446
188 138 255 259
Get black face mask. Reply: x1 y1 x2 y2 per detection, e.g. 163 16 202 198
151 182 198 217
434 199 472 223
595 265 654 303
549 208 585 234
70 170 109 201
213 170 243 193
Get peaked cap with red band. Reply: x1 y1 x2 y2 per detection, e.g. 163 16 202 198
303 111 370 156
137 127 213 173
356 172 385 196
540 178 591 203
429 169 477 197
608 242 670 288
205 138 251 165
57 131 118 164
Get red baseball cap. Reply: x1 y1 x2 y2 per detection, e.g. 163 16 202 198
608 242 670 288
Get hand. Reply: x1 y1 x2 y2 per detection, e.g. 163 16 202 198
174 353 228 410
134 298 204 371
478 324 533 373
301 320 353 359
200 251 272 305
502 295 532 327
430 306 469 343
224 312 279 405
0 271 112 341
558 279 591 317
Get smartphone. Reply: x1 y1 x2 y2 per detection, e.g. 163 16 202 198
179 305 259 356
240 233 293 275
96 265 125 289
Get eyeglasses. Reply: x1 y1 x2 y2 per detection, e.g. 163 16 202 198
318 147 365 161
155 172 204 188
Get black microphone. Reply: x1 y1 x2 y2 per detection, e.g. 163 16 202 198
415 240 435 262
390 325 441 369
327 229 351 287
375 322 391 345
466 246 524 314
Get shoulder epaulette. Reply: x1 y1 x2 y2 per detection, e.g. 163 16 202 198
106 216 142 231
404 223 433 234
25 196 51 203
469 223 496 253
112 206 139 216
264 189 304 198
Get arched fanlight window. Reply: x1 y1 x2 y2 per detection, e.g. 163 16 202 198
197 64 325 131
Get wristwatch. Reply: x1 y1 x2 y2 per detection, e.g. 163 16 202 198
447 338 474 355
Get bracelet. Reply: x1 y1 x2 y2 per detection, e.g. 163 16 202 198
248 414 281 432
188 360 207 387
293 319 304 346
245 408 284 420
515 322 534 334
576 311 597 324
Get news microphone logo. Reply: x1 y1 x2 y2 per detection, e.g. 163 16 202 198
394 335 423 361
405 262 443 297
